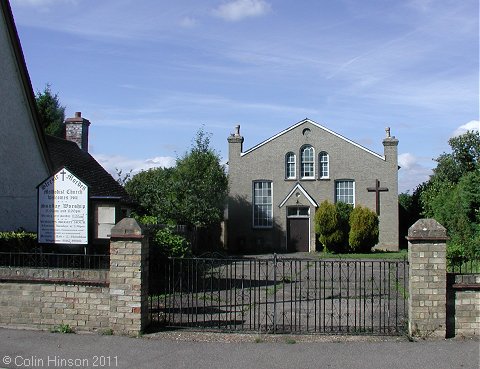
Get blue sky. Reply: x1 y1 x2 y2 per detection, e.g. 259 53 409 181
10 0 479 192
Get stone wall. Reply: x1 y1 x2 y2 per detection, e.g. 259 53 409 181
0 218 149 335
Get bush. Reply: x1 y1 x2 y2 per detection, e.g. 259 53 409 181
154 226 191 258
314 201 343 252
348 206 379 252
336 202 353 252
0 230 37 252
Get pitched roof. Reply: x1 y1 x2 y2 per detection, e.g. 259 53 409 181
279 182 318 208
45 135 129 200
241 118 385 161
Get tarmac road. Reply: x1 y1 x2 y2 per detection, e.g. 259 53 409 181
0 328 478 369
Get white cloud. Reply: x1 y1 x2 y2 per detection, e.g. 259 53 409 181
213 0 271 22
452 120 479 137
398 152 418 170
92 153 176 180
398 153 432 192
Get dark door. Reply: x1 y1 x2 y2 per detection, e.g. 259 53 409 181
287 218 309 252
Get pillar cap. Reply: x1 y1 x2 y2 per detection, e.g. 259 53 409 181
111 218 143 239
406 218 448 241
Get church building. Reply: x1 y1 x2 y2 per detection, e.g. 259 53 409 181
226 119 399 253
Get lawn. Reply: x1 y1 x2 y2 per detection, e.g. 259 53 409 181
314 249 408 260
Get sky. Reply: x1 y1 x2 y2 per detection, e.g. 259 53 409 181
9 0 479 193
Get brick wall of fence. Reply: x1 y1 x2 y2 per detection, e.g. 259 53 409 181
0 268 110 330
0 218 478 338
407 218 479 338
0 218 149 335
447 274 480 337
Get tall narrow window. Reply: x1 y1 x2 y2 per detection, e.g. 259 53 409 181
335 180 355 205
285 152 296 179
301 145 315 179
253 181 273 228
319 151 329 179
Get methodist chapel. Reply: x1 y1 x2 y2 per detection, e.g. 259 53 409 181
226 119 399 253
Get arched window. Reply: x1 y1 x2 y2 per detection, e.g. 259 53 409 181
319 151 329 179
285 152 296 179
301 145 315 179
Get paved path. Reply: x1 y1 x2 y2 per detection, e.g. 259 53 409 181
0 328 478 369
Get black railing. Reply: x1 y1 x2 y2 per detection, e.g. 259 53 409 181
0 252 109 270
447 256 480 274
149 255 409 335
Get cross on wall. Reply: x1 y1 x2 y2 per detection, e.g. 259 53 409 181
367 179 388 216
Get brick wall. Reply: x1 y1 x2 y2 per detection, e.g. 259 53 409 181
0 218 149 335
0 268 109 331
447 274 480 337
408 219 479 339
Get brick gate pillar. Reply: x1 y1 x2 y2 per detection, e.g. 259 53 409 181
407 218 448 338
109 218 149 335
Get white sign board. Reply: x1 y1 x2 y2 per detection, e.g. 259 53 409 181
38 168 88 244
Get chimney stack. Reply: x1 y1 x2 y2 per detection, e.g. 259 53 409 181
64 112 91 152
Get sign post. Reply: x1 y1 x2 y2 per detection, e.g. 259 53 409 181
38 168 88 244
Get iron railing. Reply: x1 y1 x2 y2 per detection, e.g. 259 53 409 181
149 255 408 335
0 252 109 270
447 256 480 274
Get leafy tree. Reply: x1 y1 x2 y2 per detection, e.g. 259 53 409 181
419 130 480 257
172 128 228 228
125 167 176 224
348 206 379 252
314 200 343 252
124 128 228 253
35 84 65 137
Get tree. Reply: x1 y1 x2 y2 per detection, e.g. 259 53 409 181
124 167 176 224
35 84 65 137
172 128 228 228
418 130 480 258
125 128 228 230
348 206 379 252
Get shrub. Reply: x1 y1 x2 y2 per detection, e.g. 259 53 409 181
314 201 343 252
154 226 191 258
348 206 379 252
0 230 37 252
335 202 353 252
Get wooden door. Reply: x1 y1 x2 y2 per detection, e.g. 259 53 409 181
287 218 309 252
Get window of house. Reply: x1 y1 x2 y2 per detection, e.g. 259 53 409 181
285 152 296 179
301 145 315 179
335 180 355 205
253 181 273 228
95 204 116 239
319 152 329 179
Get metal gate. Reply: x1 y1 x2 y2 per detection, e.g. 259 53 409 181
149 255 408 335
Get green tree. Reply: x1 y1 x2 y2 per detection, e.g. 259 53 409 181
348 206 379 252
124 127 228 251
419 130 480 257
172 128 228 228
125 167 176 224
35 84 65 137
